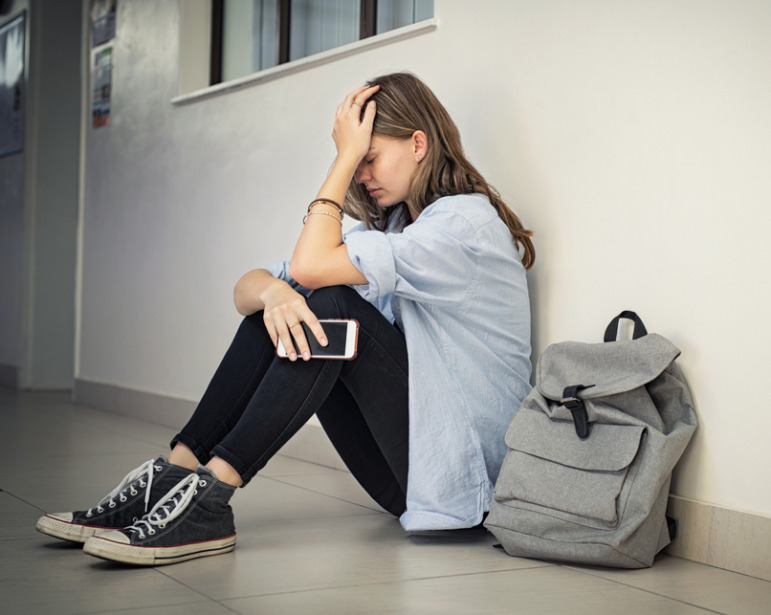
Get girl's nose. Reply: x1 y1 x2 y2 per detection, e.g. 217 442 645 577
355 161 369 184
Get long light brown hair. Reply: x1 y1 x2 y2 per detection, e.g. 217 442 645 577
343 72 535 270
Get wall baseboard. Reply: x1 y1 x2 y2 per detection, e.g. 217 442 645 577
665 495 771 581
73 378 770 581
73 379 198 428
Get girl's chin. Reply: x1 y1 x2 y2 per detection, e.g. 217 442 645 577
375 197 403 209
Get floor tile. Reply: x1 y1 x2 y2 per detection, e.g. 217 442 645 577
162 512 538 601
2 538 216 615
0 490 41 539
233 473 385 523
266 467 386 511
570 555 771 615
261 453 347 477
4 450 169 511
98 602 237 615
224 565 716 615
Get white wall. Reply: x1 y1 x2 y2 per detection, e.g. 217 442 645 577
78 0 771 519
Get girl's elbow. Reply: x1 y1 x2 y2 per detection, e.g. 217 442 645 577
288 260 323 290
232 287 253 316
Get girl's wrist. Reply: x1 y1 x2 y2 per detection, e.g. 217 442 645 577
333 151 362 173
259 276 289 305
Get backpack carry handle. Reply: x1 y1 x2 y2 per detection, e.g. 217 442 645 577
604 311 648 342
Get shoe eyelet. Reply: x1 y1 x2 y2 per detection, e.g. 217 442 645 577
108 502 116 508
148 529 156 536
199 480 207 487
130 487 137 496
86 512 93 518
132 517 138 523
158 523 166 529
119 495 127 502
155 465 162 471
139 480 146 487
96 506 104 513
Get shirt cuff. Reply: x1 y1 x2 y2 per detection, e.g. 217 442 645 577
344 230 397 300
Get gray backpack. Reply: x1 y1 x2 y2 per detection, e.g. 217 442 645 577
485 311 697 568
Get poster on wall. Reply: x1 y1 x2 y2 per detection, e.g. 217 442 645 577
0 12 25 158
91 0 117 47
92 47 112 128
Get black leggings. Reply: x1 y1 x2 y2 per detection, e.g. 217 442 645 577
171 286 410 516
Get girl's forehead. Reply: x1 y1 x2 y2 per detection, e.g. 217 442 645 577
369 135 398 149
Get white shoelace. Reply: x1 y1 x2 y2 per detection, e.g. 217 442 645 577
125 473 203 540
86 458 159 517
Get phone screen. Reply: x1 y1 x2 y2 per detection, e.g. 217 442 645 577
301 321 348 357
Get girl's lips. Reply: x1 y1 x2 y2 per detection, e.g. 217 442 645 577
368 188 382 197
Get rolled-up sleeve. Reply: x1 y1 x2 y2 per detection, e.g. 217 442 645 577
344 230 398 301
344 201 483 307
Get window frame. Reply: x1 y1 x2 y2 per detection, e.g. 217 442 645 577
210 0 409 86
173 4 436 105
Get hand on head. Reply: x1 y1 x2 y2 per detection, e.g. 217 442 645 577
332 84 380 166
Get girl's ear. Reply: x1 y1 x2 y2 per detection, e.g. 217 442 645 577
412 130 428 162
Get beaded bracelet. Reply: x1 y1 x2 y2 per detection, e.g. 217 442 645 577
307 198 343 215
302 210 343 225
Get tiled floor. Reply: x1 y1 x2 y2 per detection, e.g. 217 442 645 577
2 390 770 615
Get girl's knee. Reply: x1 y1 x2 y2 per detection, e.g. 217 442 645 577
306 286 361 318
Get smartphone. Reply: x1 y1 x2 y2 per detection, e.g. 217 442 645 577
276 319 359 360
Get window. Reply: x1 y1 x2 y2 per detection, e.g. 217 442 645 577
211 0 434 84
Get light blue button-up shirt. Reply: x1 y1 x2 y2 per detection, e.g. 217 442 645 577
268 194 532 531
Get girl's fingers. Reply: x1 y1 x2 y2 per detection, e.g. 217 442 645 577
360 98 377 129
273 319 300 361
271 308 328 362
346 84 380 114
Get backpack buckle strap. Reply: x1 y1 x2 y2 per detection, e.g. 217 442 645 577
561 385 594 439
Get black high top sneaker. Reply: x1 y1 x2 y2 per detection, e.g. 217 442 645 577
82 466 236 566
36 457 192 543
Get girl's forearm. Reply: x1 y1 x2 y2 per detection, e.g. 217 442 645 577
233 268 286 316
289 157 366 288
314 154 359 205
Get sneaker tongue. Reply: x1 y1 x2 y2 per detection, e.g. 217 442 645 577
195 465 219 481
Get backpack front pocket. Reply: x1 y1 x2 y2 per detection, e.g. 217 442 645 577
496 409 646 524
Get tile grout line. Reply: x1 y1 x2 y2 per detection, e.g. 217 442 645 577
154 570 244 615
0 487 47 514
204 564 557 603
563 565 730 615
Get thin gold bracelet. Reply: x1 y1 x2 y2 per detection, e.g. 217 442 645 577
302 210 343 225
308 198 343 215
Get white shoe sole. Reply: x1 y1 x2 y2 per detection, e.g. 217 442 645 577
83 532 237 566
36 514 108 544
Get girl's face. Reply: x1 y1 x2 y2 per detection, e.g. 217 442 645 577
355 134 420 214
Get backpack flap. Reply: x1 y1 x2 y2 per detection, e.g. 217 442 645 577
536 333 681 403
